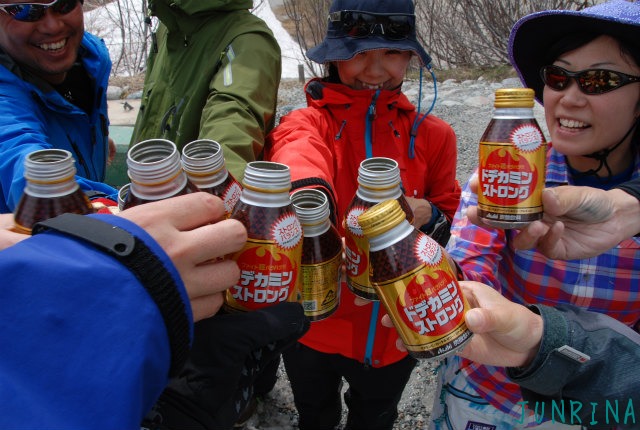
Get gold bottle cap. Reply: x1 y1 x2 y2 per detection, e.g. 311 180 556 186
494 88 535 108
358 199 407 238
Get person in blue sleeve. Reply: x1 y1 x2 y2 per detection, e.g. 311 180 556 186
0 192 309 430
455 280 640 428
0 0 117 213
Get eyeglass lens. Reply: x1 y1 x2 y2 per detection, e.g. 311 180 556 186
341 12 412 40
541 65 640 95
2 0 78 22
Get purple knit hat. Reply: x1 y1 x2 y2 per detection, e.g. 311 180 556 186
508 0 640 103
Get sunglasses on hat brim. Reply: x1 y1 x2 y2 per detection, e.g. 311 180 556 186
540 64 640 95
329 10 414 41
0 0 82 23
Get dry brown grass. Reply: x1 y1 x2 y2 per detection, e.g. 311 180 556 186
108 74 146 94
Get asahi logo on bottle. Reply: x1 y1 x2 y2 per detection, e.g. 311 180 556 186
511 124 544 152
272 213 303 250
415 233 443 266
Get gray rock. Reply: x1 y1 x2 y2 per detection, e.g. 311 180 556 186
106 85 123 100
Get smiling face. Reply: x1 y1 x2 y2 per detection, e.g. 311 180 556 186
543 35 640 175
0 0 84 85
335 49 413 91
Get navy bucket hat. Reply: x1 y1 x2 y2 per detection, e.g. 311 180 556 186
306 0 432 67
509 0 640 103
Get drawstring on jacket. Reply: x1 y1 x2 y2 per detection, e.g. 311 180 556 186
409 65 438 159
566 117 639 181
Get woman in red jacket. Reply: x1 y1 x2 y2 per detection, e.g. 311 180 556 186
264 0 461 428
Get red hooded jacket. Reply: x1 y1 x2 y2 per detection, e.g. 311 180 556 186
265 78 461 367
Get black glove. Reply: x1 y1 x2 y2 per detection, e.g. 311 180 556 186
141 302 310 430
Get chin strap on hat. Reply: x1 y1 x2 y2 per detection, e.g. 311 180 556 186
409 65 437 159
566 116 639 181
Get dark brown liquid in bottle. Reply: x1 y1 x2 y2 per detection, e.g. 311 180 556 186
344 194 414 300
369 229 422 283
302 228 342 265
347 194 414 224
369 228 442 359
122 181 199 209
480 118 534 143
199 176 236 198
231 201 294 238
13 189 93 233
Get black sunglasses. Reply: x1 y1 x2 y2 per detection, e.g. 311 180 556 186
540 64 640 95
329 10 414 41
0 0 82 22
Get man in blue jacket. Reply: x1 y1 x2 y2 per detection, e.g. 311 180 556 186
0 192 309 430
0 0 117 213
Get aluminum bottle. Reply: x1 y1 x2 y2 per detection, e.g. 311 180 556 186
180 139 242 218
13 149 93 234
291 188 341 321
123 138 198 209
358 199 473 360
477 88 547 228
343 157 413 300
117 183 130 212
225 161 303 312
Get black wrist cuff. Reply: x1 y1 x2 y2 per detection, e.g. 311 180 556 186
419 206 451 247
33 213 190 377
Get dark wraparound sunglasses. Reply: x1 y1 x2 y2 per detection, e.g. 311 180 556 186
540 64 640 95
0 0 82 22
329 10 414 41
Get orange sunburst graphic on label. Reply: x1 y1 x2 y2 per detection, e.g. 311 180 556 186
231 243 300 310
395 268 453 334
482 148 540 206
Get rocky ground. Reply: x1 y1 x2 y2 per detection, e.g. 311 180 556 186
109 75 548 430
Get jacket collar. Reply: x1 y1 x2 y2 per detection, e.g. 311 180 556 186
303 77 415 113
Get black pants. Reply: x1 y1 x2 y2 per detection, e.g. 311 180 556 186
283 342 417 430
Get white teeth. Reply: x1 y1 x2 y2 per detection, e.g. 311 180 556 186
559 118 588 128
38 40 66 51
363 83 383 90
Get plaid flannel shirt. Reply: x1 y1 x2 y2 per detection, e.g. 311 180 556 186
445 145 640 419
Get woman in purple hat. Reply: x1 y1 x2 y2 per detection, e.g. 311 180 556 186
435 1 640 429
264 0 461 428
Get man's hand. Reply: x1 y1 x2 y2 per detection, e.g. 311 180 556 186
118 192 247 321
0 214 27 251
455 281 543 367
405 196 432 228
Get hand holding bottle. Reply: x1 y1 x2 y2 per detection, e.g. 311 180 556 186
118 192 247 321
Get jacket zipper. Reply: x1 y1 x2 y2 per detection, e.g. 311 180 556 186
335 120 347 140
363 90 382 366
388 121 400 138
70 137 91 179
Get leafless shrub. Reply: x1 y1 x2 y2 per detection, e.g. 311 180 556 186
84 0 150 76
282 0 597 76
416 0 596 68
